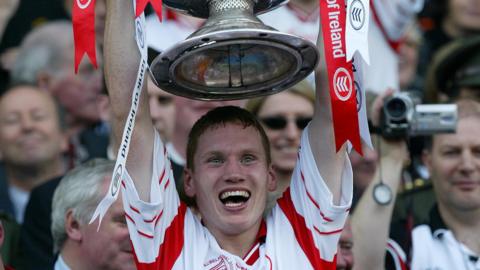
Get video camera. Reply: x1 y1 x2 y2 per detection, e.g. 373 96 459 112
380 92 458 139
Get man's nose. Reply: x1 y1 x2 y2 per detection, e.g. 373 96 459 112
223 160 245 182
460 150 476 173
20 116 35 131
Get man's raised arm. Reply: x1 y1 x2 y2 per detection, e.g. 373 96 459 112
309 15 347 205
105 0 154 201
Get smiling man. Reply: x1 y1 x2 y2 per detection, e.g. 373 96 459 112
0 84 66 223
409 100 480 269
104 0 352 269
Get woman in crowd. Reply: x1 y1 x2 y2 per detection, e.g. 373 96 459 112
246 80 315 211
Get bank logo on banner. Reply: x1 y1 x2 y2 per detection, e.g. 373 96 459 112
345 0 370 64
76 0 92 9
349 0 365 30
333 67 353 101
111 164 123 196
355 81 362 112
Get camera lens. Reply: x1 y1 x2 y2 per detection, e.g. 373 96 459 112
385 98 407 120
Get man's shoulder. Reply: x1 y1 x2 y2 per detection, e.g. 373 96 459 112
392 179 435 224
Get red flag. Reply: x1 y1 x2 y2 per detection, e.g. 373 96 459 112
72 0 98 73
135 0 163 21
319 0 362 154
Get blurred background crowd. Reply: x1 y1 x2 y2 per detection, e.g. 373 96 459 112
0 0 479 269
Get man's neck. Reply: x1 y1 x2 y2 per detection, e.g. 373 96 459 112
439 203 480 254
6 159 64 191
208 220 262 258
60 245 92 270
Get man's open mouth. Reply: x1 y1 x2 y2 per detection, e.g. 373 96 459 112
219 190 251 208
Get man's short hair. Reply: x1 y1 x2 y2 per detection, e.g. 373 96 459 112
51 159 114 252
10 21 73 85
186 106 271 171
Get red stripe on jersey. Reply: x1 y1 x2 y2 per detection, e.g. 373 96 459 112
158 168 166 185
125 213 135 223
133 203 187 270
243 220 266 265
130 205 140 214
265 254 273 270
300 171 333 222
164 179 170 190
278 189 337 270
244 244 260 266
144 214 158 223
314 226 343 235
121 180 126 189
154 210 163 226
300 172 320 209
125 213 156 239
138 230 154 239
387 240 408 270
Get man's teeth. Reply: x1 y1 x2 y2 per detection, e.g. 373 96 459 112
220 190 250 200
225 202 243 207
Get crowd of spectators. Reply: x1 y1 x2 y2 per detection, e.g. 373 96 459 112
0 0 479 269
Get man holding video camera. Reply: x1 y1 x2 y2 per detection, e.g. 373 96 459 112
353 37 480 270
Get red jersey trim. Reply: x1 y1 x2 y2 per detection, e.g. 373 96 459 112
278 189 337 270
133 203 188 270
243 220 267 265
300 171 333 222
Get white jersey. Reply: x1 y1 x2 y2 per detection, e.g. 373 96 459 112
411 226 480 270
146 13 202 53
410 206 480 270
259 3 319 44
257 0 418 94
121 127 352 269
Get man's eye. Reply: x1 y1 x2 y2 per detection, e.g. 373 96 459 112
158 96 173 105
207 157 223 164
241 155 256 164
32 112 48 121
443 150 459 156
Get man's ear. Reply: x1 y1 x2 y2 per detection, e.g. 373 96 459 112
267 164 277 192
65 209 83 242
183 168 196 197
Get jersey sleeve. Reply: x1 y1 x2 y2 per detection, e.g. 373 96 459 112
121 130 186 267
276 125 353 263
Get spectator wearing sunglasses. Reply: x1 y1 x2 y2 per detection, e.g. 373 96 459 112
246 80 315 211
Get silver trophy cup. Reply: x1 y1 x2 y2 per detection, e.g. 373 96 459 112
150 0 319 100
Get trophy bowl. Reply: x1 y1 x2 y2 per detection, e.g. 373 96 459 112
150 0 319 100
